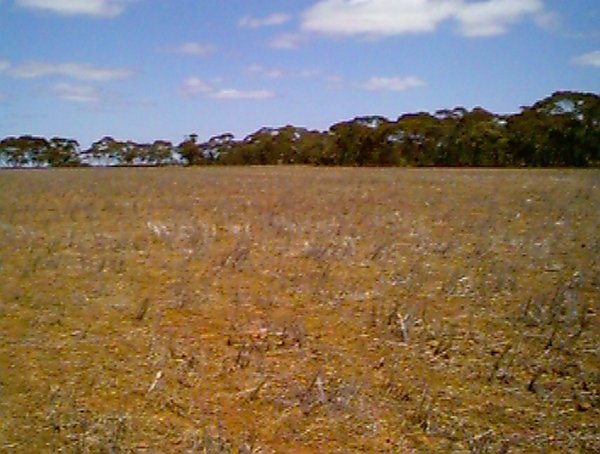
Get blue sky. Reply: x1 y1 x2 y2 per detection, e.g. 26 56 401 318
1 0 599 147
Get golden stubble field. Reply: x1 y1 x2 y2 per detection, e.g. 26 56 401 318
0 167 598 453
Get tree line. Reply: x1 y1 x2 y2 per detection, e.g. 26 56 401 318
1 91 599 168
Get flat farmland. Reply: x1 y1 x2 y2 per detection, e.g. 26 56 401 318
0 167 599 452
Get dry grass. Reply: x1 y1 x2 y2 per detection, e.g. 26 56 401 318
0 167 599 452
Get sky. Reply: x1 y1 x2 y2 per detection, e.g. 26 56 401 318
0 0 599 148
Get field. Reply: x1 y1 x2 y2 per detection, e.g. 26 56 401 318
0 167 599 453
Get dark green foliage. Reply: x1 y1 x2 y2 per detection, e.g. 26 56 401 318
178 134 205 166
0 135 81 167
1 91 599 168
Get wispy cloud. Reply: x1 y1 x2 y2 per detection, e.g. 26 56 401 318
572 50 600 67
210 89 276 100
180 77 275 101
245 65 326 81
246 64 284 79
298 69 321 78
239 12 291 29
565 31 600 40
15 0 131 17
360 76 426 91
325 74 345 89
302 0 547 38
534 10 560 31
270 33 306 50
8 61 134 81
0 60 10 73
52 82 100 103
176 42 216 57
180 76 213 96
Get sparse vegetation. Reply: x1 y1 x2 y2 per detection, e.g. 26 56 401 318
1 167 599 452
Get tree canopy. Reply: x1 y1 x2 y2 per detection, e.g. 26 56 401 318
1 91 598 168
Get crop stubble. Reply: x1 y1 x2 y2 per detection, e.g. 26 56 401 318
0 167 598 452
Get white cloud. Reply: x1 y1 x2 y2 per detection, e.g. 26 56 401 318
15 0 131 17
302 0 460 36
361 76 425 91
572 50 600 68
455 0 544 37
52 82 100 103
0 60 10 73
176 42 215 56
302 0 547 38
246 64 284 79
9 61 134 81
210 89 276 101
239 12 290 29
270 33 306 49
